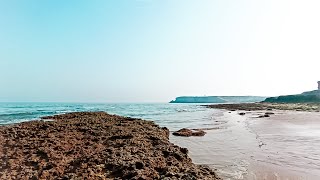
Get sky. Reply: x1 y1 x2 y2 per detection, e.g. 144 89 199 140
1 0 320 103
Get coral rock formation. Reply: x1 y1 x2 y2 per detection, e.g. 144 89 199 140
0 112 219 180
172 128 206 137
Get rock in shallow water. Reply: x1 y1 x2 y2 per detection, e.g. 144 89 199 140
172 128 206 137
0 112 219 180
265 112 275 115
258 114 270 118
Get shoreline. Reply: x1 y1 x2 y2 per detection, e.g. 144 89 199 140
171 104 320 179
206 102 320 112
0 112 220 179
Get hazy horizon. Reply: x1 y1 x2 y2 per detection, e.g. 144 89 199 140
1 0 320 103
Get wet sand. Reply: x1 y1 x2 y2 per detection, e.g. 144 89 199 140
246 110 320 179
170 109 320 180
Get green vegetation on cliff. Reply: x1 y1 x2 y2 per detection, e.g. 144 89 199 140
264 90 320 103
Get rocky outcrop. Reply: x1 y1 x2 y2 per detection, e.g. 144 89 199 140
206 103 320 112
172 128 206 137
258 114 270 118
0 112 220 180
265 112 275 115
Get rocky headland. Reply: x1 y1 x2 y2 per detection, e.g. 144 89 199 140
263 93 320 103
0 112 220 180
170 96 266 103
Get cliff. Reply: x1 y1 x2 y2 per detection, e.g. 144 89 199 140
170 96 267 103
264 90 320 103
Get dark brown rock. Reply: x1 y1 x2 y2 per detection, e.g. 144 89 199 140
265 112 275 115
0 112 219 180
191 130 206 136
172 128 206 137
258 114 270 118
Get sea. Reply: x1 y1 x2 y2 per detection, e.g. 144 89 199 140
0 102 221 131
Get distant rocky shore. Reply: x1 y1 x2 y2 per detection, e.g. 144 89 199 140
206 102 320 112
0 112 220 180
170 96 266 103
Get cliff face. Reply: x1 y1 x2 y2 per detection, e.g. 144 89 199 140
170 96 266 103
264 90 320 103
170 96 225 103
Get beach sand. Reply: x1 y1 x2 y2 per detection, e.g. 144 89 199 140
170 109 320 180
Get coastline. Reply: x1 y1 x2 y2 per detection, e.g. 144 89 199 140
0 112 220 179
1 103 320 179
171 103 320 179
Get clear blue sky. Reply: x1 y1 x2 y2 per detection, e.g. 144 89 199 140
1 0 319 102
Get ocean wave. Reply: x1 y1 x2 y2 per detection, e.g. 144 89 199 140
0 112 35 117
0 111 55 123
0 103 217 131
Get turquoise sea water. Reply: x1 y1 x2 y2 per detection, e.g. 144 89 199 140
0 102 222 131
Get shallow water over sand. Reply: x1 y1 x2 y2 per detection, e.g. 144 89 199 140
170 111 256 179
170 110 320 180
246 111 320 179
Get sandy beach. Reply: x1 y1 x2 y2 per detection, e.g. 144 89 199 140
171 105 320 180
